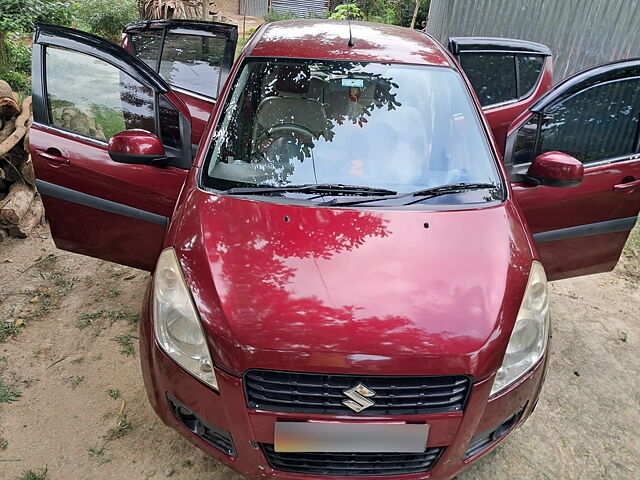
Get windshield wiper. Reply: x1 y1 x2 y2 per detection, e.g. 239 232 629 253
321 182 498 207
225 184 397 196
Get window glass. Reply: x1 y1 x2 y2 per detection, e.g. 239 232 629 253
159 95 181 149
459 53 516 106
159 33 226 98
130 31 162 70
202 60 501 200
512 114 539 165
517 55 545 98
538 78 640 164
46 46 155 141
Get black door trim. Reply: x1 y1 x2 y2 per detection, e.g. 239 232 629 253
533 216 637 243
36 180 169 226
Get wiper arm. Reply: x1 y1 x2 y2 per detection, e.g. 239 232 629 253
225 184 397 196
409 182 498 198
321 182 498 207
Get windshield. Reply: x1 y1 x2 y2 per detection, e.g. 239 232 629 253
202 59 502 203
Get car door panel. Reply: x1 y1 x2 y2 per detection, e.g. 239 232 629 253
505 59 640 280
122 19 238 145
31 24 192 271
449 37 553 153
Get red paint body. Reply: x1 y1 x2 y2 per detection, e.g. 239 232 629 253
527 151 584 184
31 20 640 479
108 129 166 156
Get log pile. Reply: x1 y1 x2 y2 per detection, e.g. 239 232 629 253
0 80 43 240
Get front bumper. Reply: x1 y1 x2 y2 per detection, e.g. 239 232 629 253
140 295 548 480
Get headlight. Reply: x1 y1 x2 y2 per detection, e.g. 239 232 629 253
153 248 218 390
490 261 549 397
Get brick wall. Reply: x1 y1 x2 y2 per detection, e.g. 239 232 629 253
211 0 240 14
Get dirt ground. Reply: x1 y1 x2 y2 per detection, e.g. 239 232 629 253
0 224 639 480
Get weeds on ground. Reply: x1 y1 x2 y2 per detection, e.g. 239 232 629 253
109 288 122 297
70 376 85 388
181 459 193 468
1 438 8 449
88 444 112 464
70 356 85 365
76 309 139 329
17 467 48 480
104 413 132 440
113 334 136 356
0 321 23 343
107 388 120 400
0 358 21 404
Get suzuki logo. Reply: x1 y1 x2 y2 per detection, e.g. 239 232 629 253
342 383 376 412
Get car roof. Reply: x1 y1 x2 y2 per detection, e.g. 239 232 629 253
247 19 453 67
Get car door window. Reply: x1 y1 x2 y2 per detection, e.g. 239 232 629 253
518 55 545 98
130 31 162 69
459 52 546 107
538 78 640 164
46 46 155 141
158 33 227 99
459 53 517 106
513 77 640 165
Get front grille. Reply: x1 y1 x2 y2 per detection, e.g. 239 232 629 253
245 370 471 415
261 444 445 476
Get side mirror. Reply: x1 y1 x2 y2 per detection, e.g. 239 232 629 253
108 130 166 165
525 151 584 188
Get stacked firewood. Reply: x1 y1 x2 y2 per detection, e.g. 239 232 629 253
0 80 43 241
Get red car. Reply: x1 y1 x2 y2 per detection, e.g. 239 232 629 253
30 19 639 479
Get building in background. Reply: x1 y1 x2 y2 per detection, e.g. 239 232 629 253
427 0 640 81
238 0 330 18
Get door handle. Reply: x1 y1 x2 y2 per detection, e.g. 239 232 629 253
37 148 69 165
613 178 640 192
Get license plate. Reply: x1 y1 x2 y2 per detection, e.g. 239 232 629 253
274 422 429 453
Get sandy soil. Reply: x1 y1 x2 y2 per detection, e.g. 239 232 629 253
0 224 638 480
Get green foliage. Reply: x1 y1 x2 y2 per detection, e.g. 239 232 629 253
0 372 21 403
18 467 48 480
263 8 297 22
0 1 74 34
104 413 132 439
361 0 430 27
107 388 121 400
74 0 138 41
330 3 363 20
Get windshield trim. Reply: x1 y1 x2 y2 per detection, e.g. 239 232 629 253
197 56 507 207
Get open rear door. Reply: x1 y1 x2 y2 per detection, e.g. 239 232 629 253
31 24 193 271
504 59 640 280
449 37 553 153
122 19 238 145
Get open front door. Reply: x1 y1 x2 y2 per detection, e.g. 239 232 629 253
122 19 238 145
31 24 193 271
504 59 640 280
449 37 553 153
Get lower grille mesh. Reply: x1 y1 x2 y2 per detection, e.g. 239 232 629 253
261 444 445 476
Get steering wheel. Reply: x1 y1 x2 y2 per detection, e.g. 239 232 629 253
255 123 315 153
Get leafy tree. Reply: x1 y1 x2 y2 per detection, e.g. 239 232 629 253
75 0 139 42
0 0 74 90
330 3 364 20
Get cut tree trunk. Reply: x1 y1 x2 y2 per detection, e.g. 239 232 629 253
9 197 43 238
0 96 32 158
20 155 36 186
0 181 35 225
0 80 20 118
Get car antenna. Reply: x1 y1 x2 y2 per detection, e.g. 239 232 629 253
347 17 355 47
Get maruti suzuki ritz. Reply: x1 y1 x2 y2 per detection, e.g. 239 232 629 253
30 19 640 479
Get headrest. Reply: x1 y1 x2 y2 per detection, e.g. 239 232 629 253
275 64 310 94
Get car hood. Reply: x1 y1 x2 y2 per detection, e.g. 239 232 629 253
172 190 534 378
